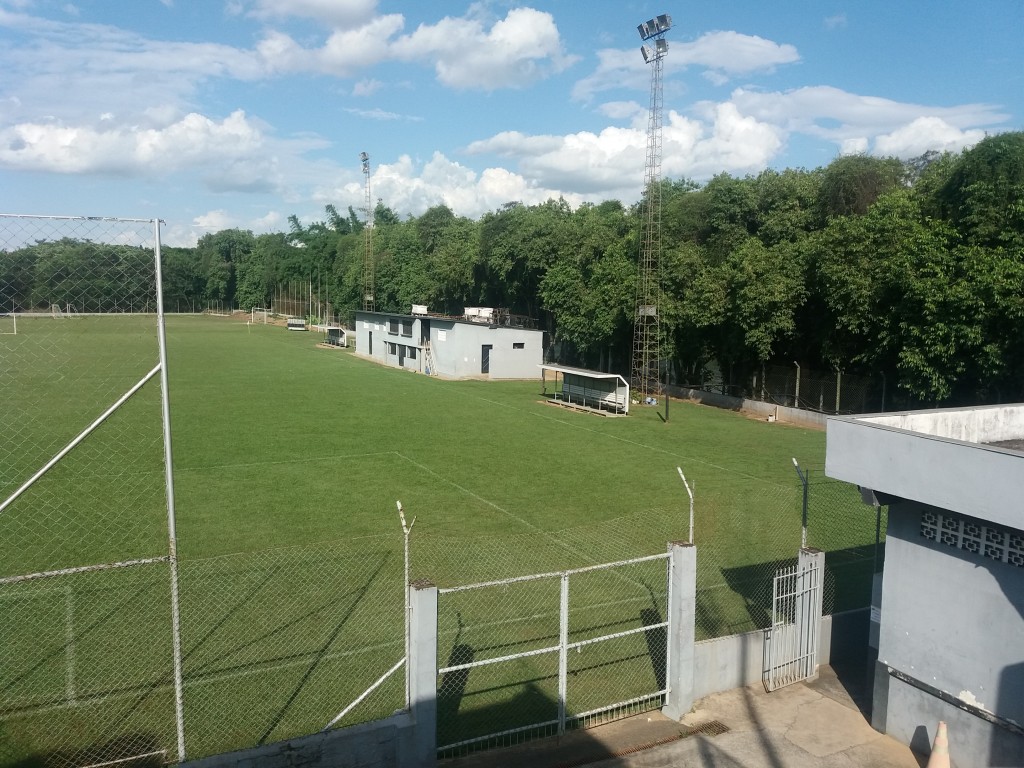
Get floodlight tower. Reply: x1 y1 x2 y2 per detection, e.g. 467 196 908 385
360 151 375 312
631 14 671 401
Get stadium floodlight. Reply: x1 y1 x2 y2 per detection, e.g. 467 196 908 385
637 14 672 41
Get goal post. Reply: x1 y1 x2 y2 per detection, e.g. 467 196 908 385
0 313 15 335
251 307 270 324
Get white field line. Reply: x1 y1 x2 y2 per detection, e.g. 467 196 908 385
472 395 787 487
174 450 397 474
0 587 663 722
0 636 405 721
394 452 543 534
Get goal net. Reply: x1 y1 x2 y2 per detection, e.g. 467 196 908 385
0 313 15 335
251 307 270 324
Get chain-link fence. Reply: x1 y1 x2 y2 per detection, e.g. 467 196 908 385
0 215 181 768
0 215 407 766
694 362 885 415
1 213 881 766
434 552 671 759
690 464 883 641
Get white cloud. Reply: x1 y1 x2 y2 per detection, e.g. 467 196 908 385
344 107 422 121
573 30 800 101
246 0 379 29
192 209 234 231
824 14 847 30
841 137 869 155
872 116 986 158
465 104 782 196
730 86 1005 135
311 152 581 220
352 78 383 97
392 7 577 90
681 31 799 76
0 110 299 194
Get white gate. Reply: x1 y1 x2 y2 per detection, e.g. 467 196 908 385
435 552 672 758
763 553 822 692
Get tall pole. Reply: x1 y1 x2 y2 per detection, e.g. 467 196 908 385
361 152 375 312
631 15 671 402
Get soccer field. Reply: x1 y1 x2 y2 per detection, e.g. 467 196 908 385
0 315 876 764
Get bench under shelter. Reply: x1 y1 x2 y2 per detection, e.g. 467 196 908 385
539 364 630 415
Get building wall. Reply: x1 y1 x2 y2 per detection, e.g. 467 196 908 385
875 503 1024 766
355 312 422 372
427 319 541 379
355 311 542 379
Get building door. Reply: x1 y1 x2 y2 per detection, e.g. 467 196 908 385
398 345 406 367
368 331 373 356
481 344 493 374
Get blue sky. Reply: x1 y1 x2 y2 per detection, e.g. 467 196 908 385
0 0 1021 246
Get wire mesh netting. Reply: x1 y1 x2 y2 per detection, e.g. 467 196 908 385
1 212 883 766
0 215 176 768
177 536 405 758
434 553 670 759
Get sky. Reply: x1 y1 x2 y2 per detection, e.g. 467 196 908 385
0 1 1021 246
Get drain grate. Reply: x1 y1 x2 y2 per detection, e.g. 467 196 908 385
682 719 731 738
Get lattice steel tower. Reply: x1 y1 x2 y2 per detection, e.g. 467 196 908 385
360 151 375 312
631 14 671 400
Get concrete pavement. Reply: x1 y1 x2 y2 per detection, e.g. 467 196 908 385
442 665 925 768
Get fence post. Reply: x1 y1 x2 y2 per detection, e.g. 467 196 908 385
796 548 825 682
409 579 438 767
662 542 696 720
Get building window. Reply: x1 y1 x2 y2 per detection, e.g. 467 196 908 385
921 510 1024 568
407 346 417 360
388 319 399 334
387 342 397 354
513 342 525 349
402 319 413 337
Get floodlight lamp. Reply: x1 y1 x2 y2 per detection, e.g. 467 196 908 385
657 14 672 31
637 21 651 40
641 44 654 63
656 38 669 54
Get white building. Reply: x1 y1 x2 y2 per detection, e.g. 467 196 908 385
354 309 544 379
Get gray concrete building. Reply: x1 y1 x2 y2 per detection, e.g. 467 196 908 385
826 405 1024 767
354 309 543 379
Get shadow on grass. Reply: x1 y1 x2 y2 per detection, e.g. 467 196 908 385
257 557 391 745
6 732 166 768
696 543 878 639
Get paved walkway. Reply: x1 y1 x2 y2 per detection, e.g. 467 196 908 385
443 665 925 768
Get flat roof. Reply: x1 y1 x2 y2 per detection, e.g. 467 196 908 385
356 309 540 332
826 404 1024 529
538 364 626 381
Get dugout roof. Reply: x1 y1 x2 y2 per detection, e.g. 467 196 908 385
539 364 630 415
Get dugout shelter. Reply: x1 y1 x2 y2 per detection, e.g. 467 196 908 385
540 364 630 415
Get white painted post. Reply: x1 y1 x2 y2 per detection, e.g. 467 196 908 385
662 542 696 721
408 579 438 767
557 573 569 734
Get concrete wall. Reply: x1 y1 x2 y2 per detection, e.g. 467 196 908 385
354 311 542 379
427 319 541 379
826 415 1024 531
873 504 1024 767
692 609 868 700
861 404 1024 444
181 711 416 768
355 312 423 372
666 386 827 430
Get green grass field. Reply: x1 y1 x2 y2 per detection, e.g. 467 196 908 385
0 315 878 765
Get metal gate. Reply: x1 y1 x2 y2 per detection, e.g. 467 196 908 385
435 552 671 758
763 554 822 692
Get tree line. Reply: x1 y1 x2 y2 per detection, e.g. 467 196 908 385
2 132 1022 407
